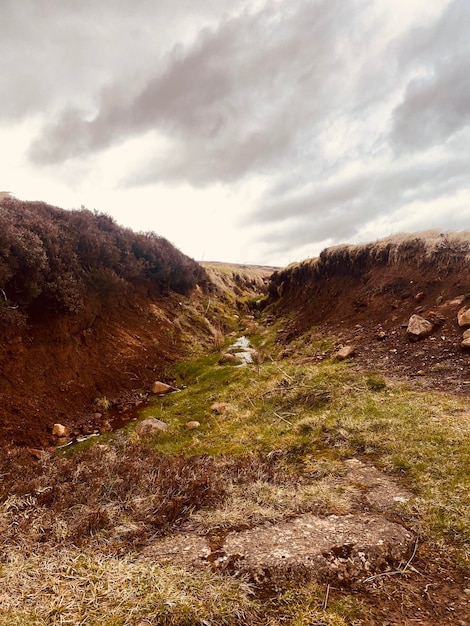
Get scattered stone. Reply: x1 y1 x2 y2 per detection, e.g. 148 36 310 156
376 330 387 340
457 306 470 327
213 513 414 584
426 310 446 326
29 448 46 460
135 417 168 436
100 420 112 432
462 337 470 350
463 329 470 340
151 381 177 394
414 292 425 302
52 423 68 438
335 345 356 360
55 437 70 446
185 421 200 430
406 314 433 341
416 370 425 376
211 402 230 414
449 295 467 306
219 352 242 365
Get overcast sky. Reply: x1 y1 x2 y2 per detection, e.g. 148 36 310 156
1 0 469 266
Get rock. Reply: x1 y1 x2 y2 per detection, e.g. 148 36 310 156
135 417 168 436
335 345 356 360
29 448 46 460
463 329 470 340
213 513 414 584
185 421 200 429
52 423 68 438
211 402 230 414
458 306 470 327
376 330 387 340
151 381 177 394
414 292 425 302
406 314 433 341
100 420 112 432
219 353 242 365
55 437 70 446
462 337 470 350
425 310 446 326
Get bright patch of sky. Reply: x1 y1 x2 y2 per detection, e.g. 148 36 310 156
1 0 468 267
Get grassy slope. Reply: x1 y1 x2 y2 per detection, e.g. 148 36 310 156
1 257 470 624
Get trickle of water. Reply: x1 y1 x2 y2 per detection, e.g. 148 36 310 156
229 335 255 365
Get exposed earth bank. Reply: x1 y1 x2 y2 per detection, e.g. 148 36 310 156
267 232 470 392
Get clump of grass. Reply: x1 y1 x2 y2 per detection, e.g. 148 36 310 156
365 372 387 391
266 583 365 625
190 478 355 532
294 416 320 435
0 549 258 626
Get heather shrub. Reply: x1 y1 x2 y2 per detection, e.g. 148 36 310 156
0 198 206 327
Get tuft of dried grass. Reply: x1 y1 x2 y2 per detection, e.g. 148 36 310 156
0 549 258 626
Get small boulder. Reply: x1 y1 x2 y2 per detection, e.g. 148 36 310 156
335 345 356 360
463 329 470 340
29 448 46 460
185 421 200 430
151 381 177 395
52 423 68 438
211 402 230 414
462 337 470 350
406 314 433 341
219 353 242 365
458 306 470 327
135 418 168 436
56 437 70 447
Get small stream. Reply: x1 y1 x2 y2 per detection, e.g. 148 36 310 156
61 335 255 448
228 335 256 365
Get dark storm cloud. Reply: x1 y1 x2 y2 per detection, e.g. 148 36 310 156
28 0 362 183
391 0 470 151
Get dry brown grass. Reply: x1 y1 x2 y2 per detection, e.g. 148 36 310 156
0 549 257 626
0 444 226 550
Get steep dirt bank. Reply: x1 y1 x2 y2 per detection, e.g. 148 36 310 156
0 291 181 447
0 266 273 448
267 232 470 390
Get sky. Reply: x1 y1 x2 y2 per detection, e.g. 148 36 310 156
1 0 469 267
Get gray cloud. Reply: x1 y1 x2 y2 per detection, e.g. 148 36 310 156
391 0 470 151
2 0 469 266
252 155 470 252
0 0 243 122
28 0 364 184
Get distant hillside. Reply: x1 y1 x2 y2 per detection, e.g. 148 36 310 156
0 197 206 333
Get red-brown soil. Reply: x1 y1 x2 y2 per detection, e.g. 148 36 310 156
270 254 470 392
0 289 193 448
